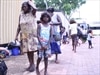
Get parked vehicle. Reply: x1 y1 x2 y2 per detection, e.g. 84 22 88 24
89 22 100 35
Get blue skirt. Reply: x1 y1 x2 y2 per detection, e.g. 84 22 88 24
50 42 61 54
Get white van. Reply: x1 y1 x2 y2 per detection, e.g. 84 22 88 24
89 22 100 35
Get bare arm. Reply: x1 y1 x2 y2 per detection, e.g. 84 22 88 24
46 26 53 47
31 8 36 17
28 0 37 17
15 24 21 40
50 14 62 26
37 24 43 47
50 22 62 26
57 15 62 24
15 16 21 40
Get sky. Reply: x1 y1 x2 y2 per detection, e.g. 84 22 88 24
71 0 100 22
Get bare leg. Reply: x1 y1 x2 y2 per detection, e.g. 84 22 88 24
72 39 74 51
27 52 31 69
27 52 35 72
55 54 59 64
74 44 76 53
91 41 93 48
36 58 42 75
74 40 77 53
72 44 74 51
44 57 48 75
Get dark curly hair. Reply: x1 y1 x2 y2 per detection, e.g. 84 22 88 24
69 19 76 24
40 12 51 22
87 29 92 33
21 2 31 13
47 8 54 13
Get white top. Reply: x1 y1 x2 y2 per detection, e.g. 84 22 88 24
51 14 60 34
40 23 51 44
69 23 78 35
87 33 92 41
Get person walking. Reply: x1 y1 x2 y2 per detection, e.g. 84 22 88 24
69 19 78 53
36 12 52 75
87 29 94 49
15 1 37 72
61 27 69 44
47 8 62 63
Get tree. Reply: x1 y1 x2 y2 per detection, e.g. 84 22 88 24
34 0 86 16
34 0 46 9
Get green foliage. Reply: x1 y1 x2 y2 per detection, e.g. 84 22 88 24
34 0 46 9
34 0 86 15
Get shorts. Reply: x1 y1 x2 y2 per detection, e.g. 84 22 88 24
37 48 51 58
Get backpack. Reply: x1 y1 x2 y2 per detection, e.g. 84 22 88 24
0 59 7 75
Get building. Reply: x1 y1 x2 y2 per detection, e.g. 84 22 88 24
0 0 22 44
